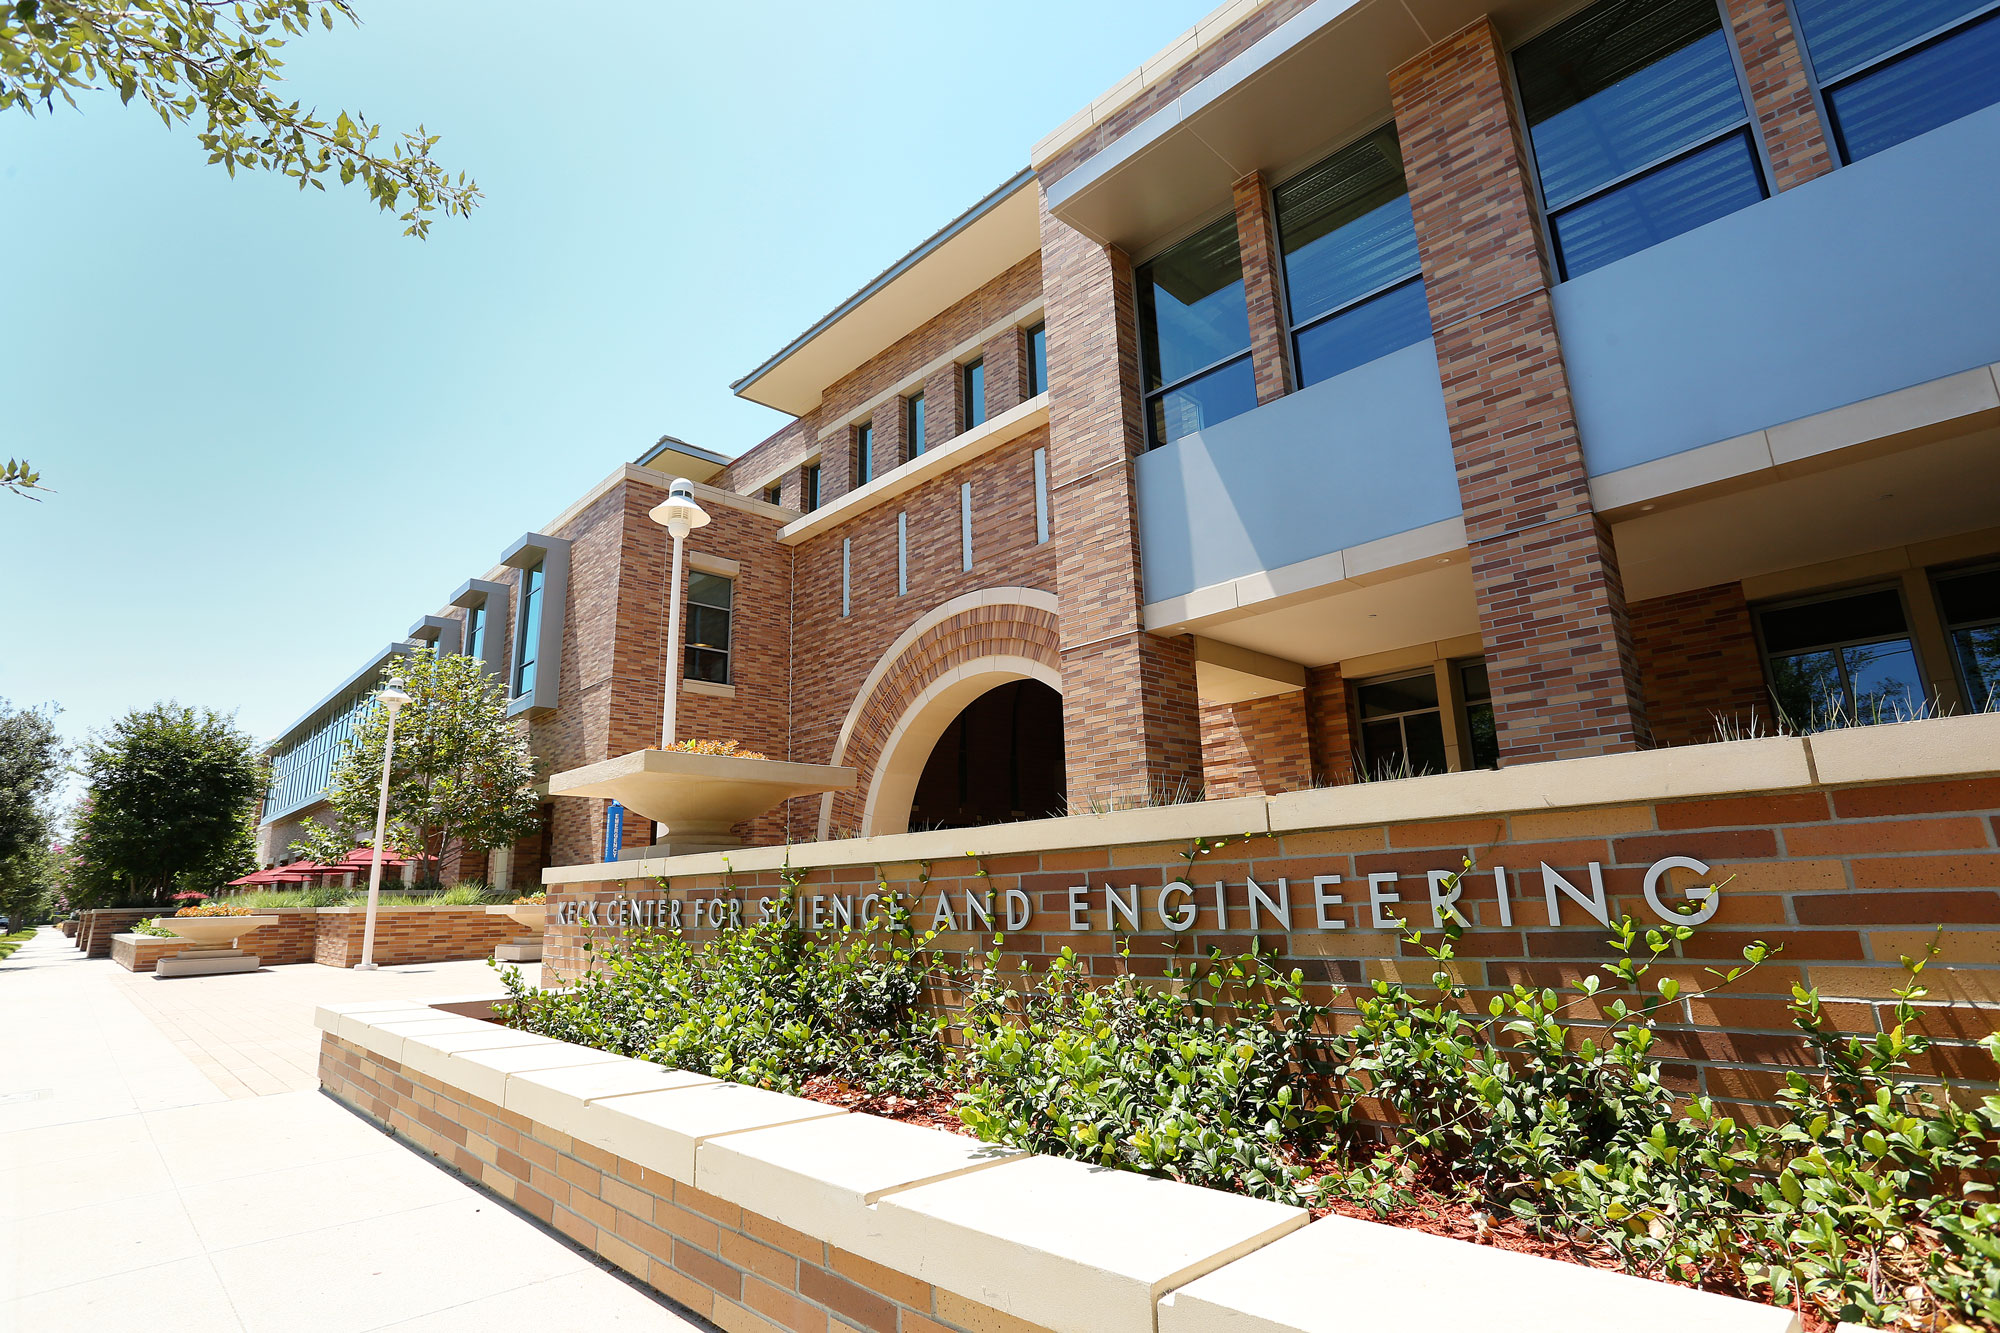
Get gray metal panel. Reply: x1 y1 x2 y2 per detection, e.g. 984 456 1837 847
1558 102 2000 477
499 532 570 719
1134 338 1461 604
449 578 511 680
406 614 463 657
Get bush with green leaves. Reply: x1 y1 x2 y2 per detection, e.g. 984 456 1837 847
952 940 1337 1205
495 890 946 1097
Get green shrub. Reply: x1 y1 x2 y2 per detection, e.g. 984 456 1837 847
435 882 503 906
129 918 175 937
953 941 1336 1205
495 891 946 1097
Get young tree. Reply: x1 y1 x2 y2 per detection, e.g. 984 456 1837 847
73 703 263 906
322 647 539 885
0 700 64 925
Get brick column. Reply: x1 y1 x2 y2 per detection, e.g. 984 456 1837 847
1039 191 1204 807
1232 171 1293 405
1723 0 1837 191
923 364 963 448
1392 19 1649 763
983 326 1027 418
871 398 906 472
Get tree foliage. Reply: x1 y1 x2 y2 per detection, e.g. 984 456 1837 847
2 457 46 500
72 702 262 905
321 647 539 882
0 700 64 924
1 0 480 238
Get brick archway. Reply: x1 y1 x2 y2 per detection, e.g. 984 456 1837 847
819 590 1061 839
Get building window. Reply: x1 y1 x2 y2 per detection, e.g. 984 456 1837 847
1756 586 1926 728
853 422 874 487
1458 660 1500 769
464 603 486 662
512 562 544 698
1136 214 1257 449
962 359 987 430
1935 563 2000 710
1273 124 1431 389
685 572 732 685
906 391 927 460
1791 0 2000 162
803 463 821 512
1515 0 1767 281
1025 321 1048 397
1356 672 1448 779
765 482 783 506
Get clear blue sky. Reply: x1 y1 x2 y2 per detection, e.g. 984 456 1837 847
0 0 1210 760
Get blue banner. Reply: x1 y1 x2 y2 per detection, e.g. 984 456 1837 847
603 802 624 862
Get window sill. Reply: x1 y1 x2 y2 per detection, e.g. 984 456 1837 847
683 679 736 700
776 393 1050 546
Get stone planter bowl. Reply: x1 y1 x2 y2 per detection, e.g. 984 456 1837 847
153 915 280 949
486 903 547 931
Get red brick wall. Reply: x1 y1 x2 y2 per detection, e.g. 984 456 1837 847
1632 582 1772 747
1232 171 1292 405
320 1036 1058 1333
545 769 2000 1119
1723 0 1837 191
1392 19 1648 764
1305 666 1355 786
1200 693 1314 797
312 908 519 968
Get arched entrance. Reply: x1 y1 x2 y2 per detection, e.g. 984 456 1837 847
908 679 1065 830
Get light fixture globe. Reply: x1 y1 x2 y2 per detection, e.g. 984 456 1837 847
378 678 413 711
649 478 712 539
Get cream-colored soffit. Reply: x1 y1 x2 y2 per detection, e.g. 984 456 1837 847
732 172 1041 417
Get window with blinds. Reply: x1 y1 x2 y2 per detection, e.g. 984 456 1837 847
1791 0 2000 162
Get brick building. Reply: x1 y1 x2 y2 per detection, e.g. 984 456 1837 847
261 0 2000 883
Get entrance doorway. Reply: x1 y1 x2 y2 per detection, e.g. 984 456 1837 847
908 679 1065 830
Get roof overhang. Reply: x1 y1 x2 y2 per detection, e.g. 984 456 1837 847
1044 0 1574 256
732 169 1042 416
634 435 730 483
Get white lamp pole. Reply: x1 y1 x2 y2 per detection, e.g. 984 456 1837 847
355 677 413 972
649 478 711 749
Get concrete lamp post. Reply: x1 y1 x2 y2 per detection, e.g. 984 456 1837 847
355 677 413 972
649 478 711 750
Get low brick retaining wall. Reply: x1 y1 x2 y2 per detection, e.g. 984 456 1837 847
312 908 519 968
110 933 182 973
56 920 75 937
77 909 155 957
544 716 2000 1122
316 1002 1799 1333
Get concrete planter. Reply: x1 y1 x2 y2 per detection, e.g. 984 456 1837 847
144 913 279 977
109 933 181 973
316 1000 1805 1333
484 903 546 962
546 749 855 856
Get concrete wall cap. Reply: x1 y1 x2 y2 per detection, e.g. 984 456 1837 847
441 1041 629 1109
503 1057 718 1128
695 1113 1024 1260
1806 711 2000 785
1157 1215 1801 1333
344 1015 497 1066
396 1027 554 1091
869 1154 1307 1333
578 1081 848 1185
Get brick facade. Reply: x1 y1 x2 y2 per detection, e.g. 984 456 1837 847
1232 171 1292 406
1304 666 1355 786
1199 692 1314 798
311 908 519 968
1392 19 1649 764
545 760 2000 1120
1723 0 1838 191
320 1036 1058 1333
1631 582 1772 747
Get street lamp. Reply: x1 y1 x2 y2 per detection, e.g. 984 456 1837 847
354 676 413 972
648 478 711 750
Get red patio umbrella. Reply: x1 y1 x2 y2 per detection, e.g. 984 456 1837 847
335 846 411 870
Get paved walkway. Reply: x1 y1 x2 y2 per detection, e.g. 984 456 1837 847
0 928 712 1332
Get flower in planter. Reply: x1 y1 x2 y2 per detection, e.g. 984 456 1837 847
654 738 768 761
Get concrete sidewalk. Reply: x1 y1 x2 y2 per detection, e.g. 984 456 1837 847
0 927 711 1331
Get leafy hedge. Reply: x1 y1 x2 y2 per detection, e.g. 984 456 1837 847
495 881 2000 1331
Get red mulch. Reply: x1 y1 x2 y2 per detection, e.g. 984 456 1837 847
797 1076 972 1135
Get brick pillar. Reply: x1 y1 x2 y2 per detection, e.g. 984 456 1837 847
984 326 1027 418
1723 0 1837 191
1232 171 1293 405
923 363 963 448
872 398 906 472
1304 665 1355 784
1392 19 1649 763
1038 191 1204 807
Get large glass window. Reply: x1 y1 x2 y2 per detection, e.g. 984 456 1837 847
962 359 987 430
1025 321 1048 397
1458 661 1500 769
906 392 927 460
512 562 544 697
803 463 820 512
686 572 733 685
1935 563 2000 710
1356 672 1448 779
1273 125 1432 388
1136 215 1257 448
854 422 874 487
1757 586 1926 728
1791 0 2000 162
464 603 486 662
1516 0 1766 279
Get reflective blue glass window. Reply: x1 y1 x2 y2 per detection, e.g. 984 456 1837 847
1793 1 2000 161
1274 125 1431 387
1137 215 1254 447
1936 564 2000 710
962 359 986 429
1758 587 1928 728
465 603 485 661
906 392 926 460
854 421 873 486
1025 322 1048 396
1516 0 1765 279
513 563 544 697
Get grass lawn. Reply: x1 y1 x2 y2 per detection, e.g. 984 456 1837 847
0 929 37 962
